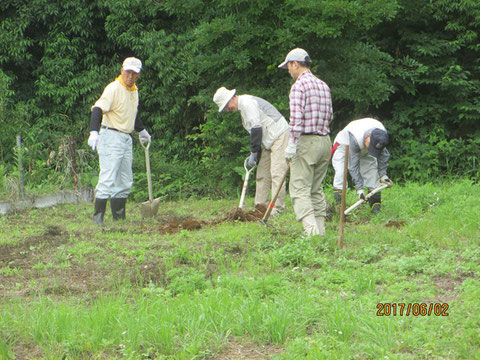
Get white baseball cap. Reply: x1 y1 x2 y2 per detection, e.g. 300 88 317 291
122 57 142 73
278 48 310 69
213 87 236 112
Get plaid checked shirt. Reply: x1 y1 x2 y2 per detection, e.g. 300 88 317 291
289 70 332 144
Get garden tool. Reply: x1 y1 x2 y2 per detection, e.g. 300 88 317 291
344 182 392 216
260 165 289 225
140 141 161 217
238 157 256 209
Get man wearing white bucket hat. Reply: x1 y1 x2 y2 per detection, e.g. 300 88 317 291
213 87 290 215
88 57 151 225
278 48 333 236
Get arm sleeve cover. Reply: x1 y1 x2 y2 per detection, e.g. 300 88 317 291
89 107 103 132
377 147 390 177
250 126 263 153
134 99 145 132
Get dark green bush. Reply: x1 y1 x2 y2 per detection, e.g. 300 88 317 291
1 0 479 198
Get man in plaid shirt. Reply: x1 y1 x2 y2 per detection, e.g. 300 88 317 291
278 48 332 236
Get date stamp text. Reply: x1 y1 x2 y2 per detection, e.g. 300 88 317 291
376 303 449 316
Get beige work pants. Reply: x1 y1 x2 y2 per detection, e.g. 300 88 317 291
289 134 331 221
255 130 290 211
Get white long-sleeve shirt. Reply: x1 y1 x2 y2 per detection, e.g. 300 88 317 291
237 95 289 150
334 118 390 189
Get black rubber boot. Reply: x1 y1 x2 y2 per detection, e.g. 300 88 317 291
111 197 126 221
93 198 108 225
333 190 342 204
369 192 381 215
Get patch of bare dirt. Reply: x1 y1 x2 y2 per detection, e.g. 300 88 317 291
11 342 45 360
385 220 407 228
158 218 204 233
429 274 470 303
0 257 111 299
215 339 283 360
0 223 118 299
0 225 68 268
152 204 268 235
126 257 167 286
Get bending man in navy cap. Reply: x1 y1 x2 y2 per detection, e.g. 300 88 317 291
331 118 392 214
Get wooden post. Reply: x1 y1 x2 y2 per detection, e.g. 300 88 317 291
68 136 78 191
338 145 349 248
16 135 25 200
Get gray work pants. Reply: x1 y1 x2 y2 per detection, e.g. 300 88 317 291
95 128 133 199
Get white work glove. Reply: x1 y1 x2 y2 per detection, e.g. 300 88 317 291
357 189 366 201
88 131 99 151
246 152 258 169
380 175 393 186
284 142 297 160
139 129 151 145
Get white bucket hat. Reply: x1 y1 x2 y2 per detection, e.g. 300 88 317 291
213 87 236 112
122 57 142 73
278 48 310 69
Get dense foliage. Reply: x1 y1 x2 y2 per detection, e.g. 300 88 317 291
1 0 479 198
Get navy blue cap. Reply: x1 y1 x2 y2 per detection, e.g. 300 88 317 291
369 129 389 158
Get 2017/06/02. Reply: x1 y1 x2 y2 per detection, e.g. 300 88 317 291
376 302 449 317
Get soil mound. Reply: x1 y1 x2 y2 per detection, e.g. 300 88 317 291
158 218 204 234
228 204 267 222
385 220 406 228
156 204 267 234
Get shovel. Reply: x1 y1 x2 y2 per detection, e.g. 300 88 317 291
238 157 256 209
140 141 161 217
344 182 392 216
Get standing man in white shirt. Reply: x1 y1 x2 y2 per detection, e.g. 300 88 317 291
87 57 152 225
213 87 290 215
331 118 391 214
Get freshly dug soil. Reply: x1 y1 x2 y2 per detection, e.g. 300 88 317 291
228 204 267 222
156 204 267 234
385 220 407 228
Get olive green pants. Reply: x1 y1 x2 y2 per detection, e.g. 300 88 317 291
289 134 331 221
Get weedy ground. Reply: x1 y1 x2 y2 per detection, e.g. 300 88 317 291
0 180 479 359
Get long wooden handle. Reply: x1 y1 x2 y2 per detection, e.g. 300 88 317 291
144 145 153 202
338 145 349 248
344 183 390 215
238 170 251 209
262 165 290 223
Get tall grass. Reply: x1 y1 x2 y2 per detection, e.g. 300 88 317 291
0 180 479 359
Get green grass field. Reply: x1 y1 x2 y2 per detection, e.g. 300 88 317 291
0 180 479 359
